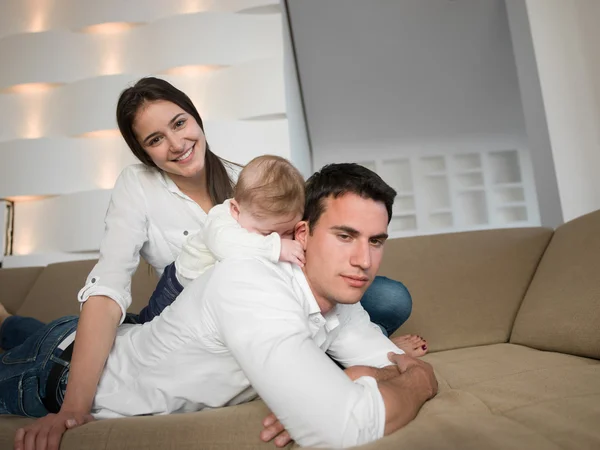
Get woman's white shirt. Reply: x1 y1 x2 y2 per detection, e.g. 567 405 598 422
77 164 208 323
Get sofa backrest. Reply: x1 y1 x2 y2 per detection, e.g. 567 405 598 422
0 265 44 314
15 259 158 323
511 209 600 359
379 227 553 352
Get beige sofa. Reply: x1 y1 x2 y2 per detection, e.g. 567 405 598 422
1 210 599 450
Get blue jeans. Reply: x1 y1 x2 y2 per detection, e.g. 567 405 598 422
141 262 412 336
138 261 183 323
0 315 77 417
362 276 412 337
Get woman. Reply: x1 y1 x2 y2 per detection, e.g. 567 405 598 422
1 77 425 450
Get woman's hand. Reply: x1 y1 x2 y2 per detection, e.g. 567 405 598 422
260 412 292 448
14 411 94 450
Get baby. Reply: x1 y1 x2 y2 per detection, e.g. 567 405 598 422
139 155 306 322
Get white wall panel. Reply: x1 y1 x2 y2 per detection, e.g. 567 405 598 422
204 58 286 120
0 0 279 39
12 189 112 254
204 119 290 165
49 75 143 136
0 1 301 267
123 13 282 74
0 137 137 198
0 32 93 90
1 62 285 140
0 15 281 91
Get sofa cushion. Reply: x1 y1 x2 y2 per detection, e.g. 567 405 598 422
16 260 158 323
379 228 553 352
0 400 278 450
511 209 600 359
0 266 44 314
347 343 600 450
2 344 598 450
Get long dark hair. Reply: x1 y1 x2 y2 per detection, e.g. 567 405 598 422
116 77 236 205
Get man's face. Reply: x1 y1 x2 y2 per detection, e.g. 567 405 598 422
296 193 389 312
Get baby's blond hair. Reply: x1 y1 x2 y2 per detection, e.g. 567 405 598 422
234 155 305 218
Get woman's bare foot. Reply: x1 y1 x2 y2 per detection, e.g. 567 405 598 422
391 334 428 357
0 302 11 326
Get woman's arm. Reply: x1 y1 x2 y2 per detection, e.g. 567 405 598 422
15 167 151 450
60 296 121 413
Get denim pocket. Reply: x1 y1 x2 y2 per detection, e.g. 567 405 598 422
2 315 77 365
19 373 48 418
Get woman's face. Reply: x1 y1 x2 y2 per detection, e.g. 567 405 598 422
133 100 207 179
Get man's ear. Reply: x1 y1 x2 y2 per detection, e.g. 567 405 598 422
294 221 309 249
229 199 241 221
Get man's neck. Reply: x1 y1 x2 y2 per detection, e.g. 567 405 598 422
301 267 335 315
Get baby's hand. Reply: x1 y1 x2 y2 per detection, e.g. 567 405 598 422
280 239 305 267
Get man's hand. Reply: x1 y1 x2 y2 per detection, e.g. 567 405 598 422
279 240 305 267
387 352 438 399
14 411 94 450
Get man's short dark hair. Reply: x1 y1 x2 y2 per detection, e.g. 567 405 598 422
304 163 397 231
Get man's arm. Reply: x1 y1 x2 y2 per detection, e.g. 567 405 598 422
261 354 437 447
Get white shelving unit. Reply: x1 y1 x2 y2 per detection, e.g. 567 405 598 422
357 148 539 238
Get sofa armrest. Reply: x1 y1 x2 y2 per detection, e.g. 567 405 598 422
0 266 44 314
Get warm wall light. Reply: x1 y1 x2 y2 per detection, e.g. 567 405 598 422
161 65 225 76
80 22 142 34
23 103 45 139
27 0 51 33
78 129 122 139
180 0 211 14
4 195 55 203
2 82 62 95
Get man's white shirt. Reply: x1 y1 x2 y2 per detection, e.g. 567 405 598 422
92 257 403 448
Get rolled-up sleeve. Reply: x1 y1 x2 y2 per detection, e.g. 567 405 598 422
77 167 149 323
327 303 405 369
207 258 387 448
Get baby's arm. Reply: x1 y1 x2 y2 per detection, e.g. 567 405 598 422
203 203 282 263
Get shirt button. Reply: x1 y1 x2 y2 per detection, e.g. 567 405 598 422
183 230 189 236
91 278 96 283
312 317 320 324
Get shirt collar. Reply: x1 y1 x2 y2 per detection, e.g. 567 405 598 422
159 171 193 201
290 264 340 332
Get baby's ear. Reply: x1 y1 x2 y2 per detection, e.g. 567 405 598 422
229 199 241 220
294 221 309 249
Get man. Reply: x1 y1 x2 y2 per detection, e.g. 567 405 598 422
9 163 437 449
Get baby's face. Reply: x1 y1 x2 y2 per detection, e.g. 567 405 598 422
237 207 301 239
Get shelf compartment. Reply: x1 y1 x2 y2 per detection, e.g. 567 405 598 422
420 156 446 173
423 175 451 210
457 190 488 226
379 159 413 193
498 206 528 224
453 153 482 171
489 150 522 184
389 215 417 232
393 196 416 214
455 172 484 189
428 212 453 230
493 186 525 204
